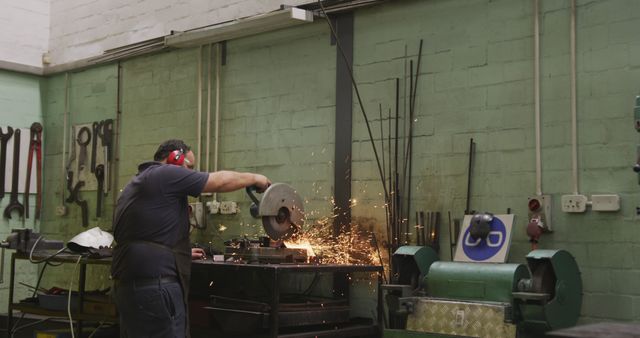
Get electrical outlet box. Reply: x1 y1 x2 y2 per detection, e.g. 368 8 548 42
189 202 204 227
561 194 588 213
591 194 620 212
528 195 552 231
220 201 238 214
207 200 220 214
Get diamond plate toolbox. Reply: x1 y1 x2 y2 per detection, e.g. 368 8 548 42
405 298 517 338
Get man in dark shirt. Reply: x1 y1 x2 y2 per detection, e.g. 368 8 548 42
111 139 270 338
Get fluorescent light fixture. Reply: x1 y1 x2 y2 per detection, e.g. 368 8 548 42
165 7 314 48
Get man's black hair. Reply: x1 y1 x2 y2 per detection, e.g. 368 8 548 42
153 139 191 161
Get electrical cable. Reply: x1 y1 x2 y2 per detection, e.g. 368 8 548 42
68 255 83 338
87 321 106 338
28 236 68 264
10 318 51 337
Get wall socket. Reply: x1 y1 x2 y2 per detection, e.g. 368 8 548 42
528 195 552 231
591 194 620 212
220 201 238 214
561 194 588 213
206 200 220 214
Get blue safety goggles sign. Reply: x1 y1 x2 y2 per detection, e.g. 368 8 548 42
454 214 514 263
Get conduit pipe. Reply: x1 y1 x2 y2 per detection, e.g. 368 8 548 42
206 44 212 173
197 46 203 171
62 73 69 203
213 43 221 201
113 62 123 208
570 0 579 194
534 0 542 196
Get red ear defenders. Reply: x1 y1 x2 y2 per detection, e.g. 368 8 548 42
167 149 185 166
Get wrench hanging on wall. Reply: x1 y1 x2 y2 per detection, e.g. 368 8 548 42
95 164 104 217
90 121 103 173
66 178 88 227
24 123 43 220
77 126 91 172
0 127 13 199
4 129 24 219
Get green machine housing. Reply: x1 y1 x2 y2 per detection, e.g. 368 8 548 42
383 248 582 338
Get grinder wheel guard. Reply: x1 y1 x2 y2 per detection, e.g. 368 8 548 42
247 183 304 240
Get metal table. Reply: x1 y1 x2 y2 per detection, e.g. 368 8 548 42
190 261 383 338
6 252 114 338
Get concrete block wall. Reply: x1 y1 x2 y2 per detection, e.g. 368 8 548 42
5 0 639 325
0 0 49 68
118 21 335 245
0 69 44 313
36 65 118 297
350 0 640 323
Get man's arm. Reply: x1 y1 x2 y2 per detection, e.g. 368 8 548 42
202 170 271 193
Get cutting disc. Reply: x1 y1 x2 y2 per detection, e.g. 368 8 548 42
258 183 305 240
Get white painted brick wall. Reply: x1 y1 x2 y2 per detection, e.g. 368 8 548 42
47 0 314 67
0 0 50 68
1 0 315 69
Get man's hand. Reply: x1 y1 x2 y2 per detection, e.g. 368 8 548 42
191 248 206 260
254 174 271 193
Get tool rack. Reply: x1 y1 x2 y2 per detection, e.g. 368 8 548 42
5 252 115 338
190 261 383 338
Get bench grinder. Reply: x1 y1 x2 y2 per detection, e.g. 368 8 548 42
384 248 582 338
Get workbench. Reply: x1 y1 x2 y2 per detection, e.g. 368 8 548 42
190 261 383 338
5 252 115 338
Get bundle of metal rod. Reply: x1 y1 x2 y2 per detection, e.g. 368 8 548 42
424 211 440 253
380 40 423 252
319 0 426 281
448 211 462 261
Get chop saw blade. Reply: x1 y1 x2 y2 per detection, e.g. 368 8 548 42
247 183 305 240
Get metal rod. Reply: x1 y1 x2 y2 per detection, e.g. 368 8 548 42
448 211 455 260
419 211 426 247
388 107 393 260
0 247 4 284
379 104 386 192
465 138 475 215
405 40 422 248
394 78 400 248
415 211 420 245
411 40 423 115
379 103 391 252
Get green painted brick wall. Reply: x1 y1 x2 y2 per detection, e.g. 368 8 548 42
37 65 118 293
3 0 639 326
0 69 44 312
349 0 640 323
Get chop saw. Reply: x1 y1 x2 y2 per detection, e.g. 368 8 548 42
246 183 305 240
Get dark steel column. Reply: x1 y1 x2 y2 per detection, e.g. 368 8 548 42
333 12 354 236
